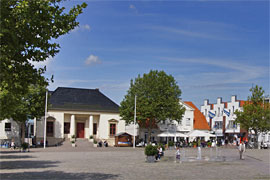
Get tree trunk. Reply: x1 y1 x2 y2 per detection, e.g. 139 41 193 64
20 122 25 145
147 127 152 145
253 130 259 149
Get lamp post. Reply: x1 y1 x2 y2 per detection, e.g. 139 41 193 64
133 95 136 149
43 89 48 149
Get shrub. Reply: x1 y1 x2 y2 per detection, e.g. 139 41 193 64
89 135 93 139
71 140 75 144
21 142 29 150
207 141 212 146
93 139 97 144
168 141 174 147
144 144 158 156
71 135 76 139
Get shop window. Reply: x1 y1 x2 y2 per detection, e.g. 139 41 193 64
5 123 11 131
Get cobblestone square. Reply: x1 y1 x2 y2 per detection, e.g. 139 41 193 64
1 146 269 180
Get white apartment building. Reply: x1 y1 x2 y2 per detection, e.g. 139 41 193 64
201 95 246 142
131 100 210 143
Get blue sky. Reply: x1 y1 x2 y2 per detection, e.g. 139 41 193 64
39 0 269 108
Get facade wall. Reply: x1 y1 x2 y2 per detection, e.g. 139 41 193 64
201 96 242 139
36 110 125 146
0 119 20 145
138 101 195 143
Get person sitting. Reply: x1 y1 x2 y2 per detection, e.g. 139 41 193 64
103 140 108 147
98 140 103 147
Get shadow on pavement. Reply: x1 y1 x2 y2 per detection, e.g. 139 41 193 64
0 160 59 170
1 171 120 180
0 155 34 159
0 150 33 154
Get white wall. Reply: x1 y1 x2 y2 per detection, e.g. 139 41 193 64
0 119 20 145
36 112 64 139
99 113 125 139
201 96 242 135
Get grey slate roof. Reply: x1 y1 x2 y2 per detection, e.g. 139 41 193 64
48 87 119 113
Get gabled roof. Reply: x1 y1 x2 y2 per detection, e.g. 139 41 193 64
238 100 245 107
49 87 119 113
184 101 210 130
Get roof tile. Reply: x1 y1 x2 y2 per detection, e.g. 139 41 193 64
184 101 210 130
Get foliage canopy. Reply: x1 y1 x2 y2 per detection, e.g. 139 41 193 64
120 70 185 142
0 0 87 120
235 85 270 143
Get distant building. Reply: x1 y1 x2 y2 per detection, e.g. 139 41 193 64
35 87 126 146
201 95 247 142
0 119 34 146
127 100 211 143
0 119 20 146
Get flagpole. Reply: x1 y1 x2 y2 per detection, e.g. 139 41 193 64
133 95 136 149
44 90 48 149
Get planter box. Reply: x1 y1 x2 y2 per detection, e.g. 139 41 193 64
89 139 93 142
93 144 97 147
146 156 156 163
72 143 76 147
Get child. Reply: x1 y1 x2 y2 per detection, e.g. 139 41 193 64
175 147 181 163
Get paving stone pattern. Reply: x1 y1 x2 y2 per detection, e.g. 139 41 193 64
0 143 269 180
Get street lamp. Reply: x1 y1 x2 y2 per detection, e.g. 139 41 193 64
43 89 48 149
133 95 136 149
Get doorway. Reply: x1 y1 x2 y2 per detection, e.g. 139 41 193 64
76 123 85 138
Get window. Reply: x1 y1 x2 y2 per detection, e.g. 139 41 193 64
218 108 220 117
47 121 54 137
5 123 11 131
205 109 207 117
30 125 34 136
93 123 97 135
214 121 223 129
110 124 116 136
232 106 235 113
64 122 70 134
186 118 190 126
228 121 236 129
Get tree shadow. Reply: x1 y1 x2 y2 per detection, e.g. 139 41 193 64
0 155 34 159
1 171 120 180
0 160 59 170
0 150 33 154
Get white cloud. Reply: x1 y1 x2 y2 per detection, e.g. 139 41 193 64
129 4 138 14
148 26 234 40
130 4 136 9
71 24 91 33
31 56 53 69
85 54 101 65
161 57 268 90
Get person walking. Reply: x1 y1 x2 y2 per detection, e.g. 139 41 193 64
175 147 181 163
10 139 15 150
238 141 246 160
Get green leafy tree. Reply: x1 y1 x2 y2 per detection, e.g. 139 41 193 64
0 0 87 119
120 70 185 143
11 80 48 143
235 85 270 148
